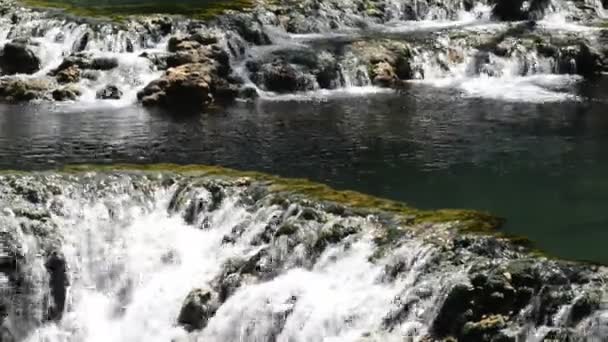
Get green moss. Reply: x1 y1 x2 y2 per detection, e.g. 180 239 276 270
18 0 257 21
58 163 503 233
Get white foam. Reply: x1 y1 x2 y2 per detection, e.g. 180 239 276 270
420 74 582 102
258 86 393 102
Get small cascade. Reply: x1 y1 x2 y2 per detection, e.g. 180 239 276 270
0 0 603 106
0 172 607 342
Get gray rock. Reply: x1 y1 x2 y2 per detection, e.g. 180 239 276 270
96 85 123 100
0 40 41 75
177 288 218 332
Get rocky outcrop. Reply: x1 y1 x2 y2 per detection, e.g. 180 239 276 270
0 39 41 75
0 78 50 102
349 40 416 86
137 63 238 108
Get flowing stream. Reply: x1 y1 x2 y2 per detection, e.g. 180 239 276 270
1 0 608 340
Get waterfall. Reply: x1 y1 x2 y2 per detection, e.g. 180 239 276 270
1 171 607 342
0 0 603 105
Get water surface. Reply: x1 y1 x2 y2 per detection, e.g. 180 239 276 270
1 79 608 262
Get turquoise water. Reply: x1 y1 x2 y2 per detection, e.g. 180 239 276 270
1 79 608 262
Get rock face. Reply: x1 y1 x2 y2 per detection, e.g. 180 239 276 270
177 288 218 332
0 40 41 75
137 63 237 109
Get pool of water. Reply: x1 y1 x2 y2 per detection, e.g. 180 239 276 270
1 78 608 262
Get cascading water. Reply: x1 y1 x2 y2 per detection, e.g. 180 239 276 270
1 171 608 342
0 0 605 106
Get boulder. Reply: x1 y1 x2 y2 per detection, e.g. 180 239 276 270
371 61 398 87
52 54 119 75
137 63 238 109
52 85 81 101
165 36 231 76
96 85 123 100
0 78 50 102
177 288 218 332
55 65 81 84
0 40 41 75
251 61 317 93
91 57 119 71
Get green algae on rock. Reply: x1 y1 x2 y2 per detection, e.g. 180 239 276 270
18 0 257 20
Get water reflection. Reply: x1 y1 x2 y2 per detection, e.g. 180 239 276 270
1 80 608 262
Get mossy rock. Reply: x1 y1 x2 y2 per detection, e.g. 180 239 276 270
19 0 258 21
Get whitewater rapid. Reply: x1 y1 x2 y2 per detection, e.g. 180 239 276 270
1 172 607 342
0 0 603 107
11 176 435 342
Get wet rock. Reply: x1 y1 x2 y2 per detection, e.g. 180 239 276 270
138 62 237 109
177 288 218 332
96 85 123 100
52 54 119 75
55 65 81 84
165 35 231 77
568 291 601 325
238 86 259 100
432 283 474 337
251 61 316 93
0 78 50 102
313 223 359 252
0 40 41 75
371 62 398 87
349 39 414 84
91 57 119 71
72 30 92 52
45 251 68 321
139 51 170 70
461 315 507 342
216 13 270 45
52 85 81 101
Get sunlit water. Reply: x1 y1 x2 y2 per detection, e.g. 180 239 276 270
1 77 608 262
